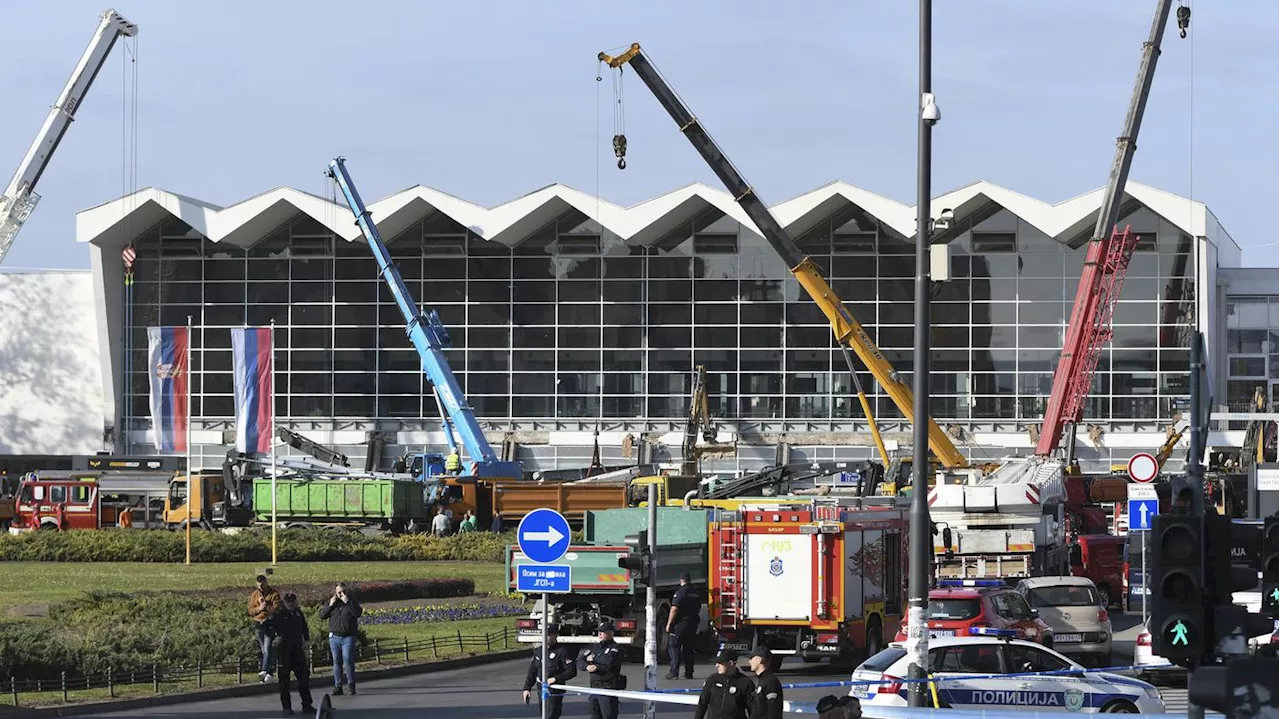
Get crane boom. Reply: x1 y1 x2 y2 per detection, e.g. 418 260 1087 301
327 157 522 479
0 8 137 266
1035 0 1180 458
598 44 968 469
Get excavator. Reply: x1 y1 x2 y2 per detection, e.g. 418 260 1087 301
597 45 965 494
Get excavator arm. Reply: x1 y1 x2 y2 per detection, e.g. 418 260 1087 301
598 44 966 469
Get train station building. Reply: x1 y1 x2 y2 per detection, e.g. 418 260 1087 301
1 178 1275 475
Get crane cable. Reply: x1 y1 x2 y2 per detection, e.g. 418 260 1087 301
1177 3 1194 258
120 32 140 432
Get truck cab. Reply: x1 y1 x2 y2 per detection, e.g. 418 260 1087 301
163 471 252 529
1068 534 1125 609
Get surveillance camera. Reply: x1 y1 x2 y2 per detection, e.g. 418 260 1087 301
921 93 941 124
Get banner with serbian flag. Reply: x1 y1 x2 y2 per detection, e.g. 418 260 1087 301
231 327 275 454
147 326 190 452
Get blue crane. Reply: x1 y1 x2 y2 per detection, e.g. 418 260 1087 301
327 157 522 480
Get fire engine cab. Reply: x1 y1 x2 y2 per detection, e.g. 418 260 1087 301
709 498 906 668
10 471 171 532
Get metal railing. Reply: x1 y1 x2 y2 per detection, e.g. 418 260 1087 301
3 627 516 707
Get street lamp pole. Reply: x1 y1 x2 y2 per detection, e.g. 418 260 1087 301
907 0 937 707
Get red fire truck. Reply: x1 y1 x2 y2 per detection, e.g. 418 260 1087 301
709 499 907 668
9 471 171 531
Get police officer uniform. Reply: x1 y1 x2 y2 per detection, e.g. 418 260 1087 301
666 572 702 679
577 619 624 719
694 650 755 719
521 625 577 719
747 646 785 719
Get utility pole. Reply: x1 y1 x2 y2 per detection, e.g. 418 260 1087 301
644 481 658 719
907 0 938 707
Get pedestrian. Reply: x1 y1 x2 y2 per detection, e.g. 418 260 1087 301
445 450 462 474
747 646 784 719
248 574 282 682
490 512 503 533
664 571 701 680
459 510 477 533
268 592 315 716
319 582 362 695
694 649 754 719
431 507 451 537
521 623 577 719
577 619 624 719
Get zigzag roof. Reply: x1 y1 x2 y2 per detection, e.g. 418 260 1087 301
75 178 1232 253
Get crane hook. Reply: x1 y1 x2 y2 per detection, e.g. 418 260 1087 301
612 134 628 170
1176 4 1190 38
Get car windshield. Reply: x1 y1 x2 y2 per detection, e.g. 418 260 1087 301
927 599 982 620
859 647 907 673
1027 585 1101 608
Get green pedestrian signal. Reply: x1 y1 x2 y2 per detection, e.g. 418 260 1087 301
1171 620 1190 646
1271 587 1278 603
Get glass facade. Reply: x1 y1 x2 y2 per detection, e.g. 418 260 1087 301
120 207 1199 431
1224 296 1279 411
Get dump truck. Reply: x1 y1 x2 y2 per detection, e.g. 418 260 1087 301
507 506 710 649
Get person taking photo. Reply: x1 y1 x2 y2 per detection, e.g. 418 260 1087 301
319 582 362 695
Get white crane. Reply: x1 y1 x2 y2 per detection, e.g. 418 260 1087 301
0 8 137 266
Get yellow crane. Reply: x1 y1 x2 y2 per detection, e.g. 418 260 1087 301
598 44 963 469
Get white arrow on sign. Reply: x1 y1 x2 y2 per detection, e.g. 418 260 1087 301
1139 503 1150 529
522 527 565 546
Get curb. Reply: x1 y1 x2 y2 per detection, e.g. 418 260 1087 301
0 649 526 718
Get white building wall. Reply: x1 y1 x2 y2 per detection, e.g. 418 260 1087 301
0 271 107 455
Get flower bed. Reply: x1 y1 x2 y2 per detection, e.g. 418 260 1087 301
362 602 529 626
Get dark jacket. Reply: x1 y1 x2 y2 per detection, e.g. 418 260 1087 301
671 584 702 629
318 597 362 637
748 670 785 719
267 606 311 648
522 643 578 692
576 639 623 688
694 669 755 719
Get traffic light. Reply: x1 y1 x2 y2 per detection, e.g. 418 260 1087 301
1150 513 1206 664
1263 515 1278 620
618 530 650 581
1188 656 1279 716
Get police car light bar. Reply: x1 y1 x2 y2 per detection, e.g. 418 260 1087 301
970 627 1019 638
938 579 1005 588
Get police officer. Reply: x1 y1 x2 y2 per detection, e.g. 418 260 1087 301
665 572 701 680
521 624 576 719
747 646 784 719
694 649 754 719
577 619 624 719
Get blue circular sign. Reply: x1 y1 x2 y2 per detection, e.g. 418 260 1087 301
516 508 571 564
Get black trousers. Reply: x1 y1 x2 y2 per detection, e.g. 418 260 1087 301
537 689 566 719
667 622 696 677
587 687 619 719
277 645 313 710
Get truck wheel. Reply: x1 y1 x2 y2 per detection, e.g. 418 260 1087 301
1097 584 1113 609
865 619 884 660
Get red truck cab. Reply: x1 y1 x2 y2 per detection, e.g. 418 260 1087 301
1069 534 1124 609
11 474 101 531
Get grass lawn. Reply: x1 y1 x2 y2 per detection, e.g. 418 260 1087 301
0 561 507 617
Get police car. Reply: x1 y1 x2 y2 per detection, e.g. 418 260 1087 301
849 628 1166 713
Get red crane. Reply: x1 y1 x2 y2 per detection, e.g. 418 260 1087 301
1035 0 1191 462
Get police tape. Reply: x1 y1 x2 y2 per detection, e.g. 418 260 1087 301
612 662 1179 694
548 683 1189 717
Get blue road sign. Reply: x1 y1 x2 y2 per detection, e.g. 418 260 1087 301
516 508 571 564
1128 498 1159 532
516 563 572 593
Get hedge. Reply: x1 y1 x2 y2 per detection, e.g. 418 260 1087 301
0 528 517 563
0 591 370 682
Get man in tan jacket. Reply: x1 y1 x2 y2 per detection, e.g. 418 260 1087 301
248 574 282 682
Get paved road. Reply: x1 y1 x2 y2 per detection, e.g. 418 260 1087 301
70 659 850 718
74 613 1190 717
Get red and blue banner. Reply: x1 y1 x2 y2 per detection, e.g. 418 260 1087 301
146 326 190 452
231 327 275 454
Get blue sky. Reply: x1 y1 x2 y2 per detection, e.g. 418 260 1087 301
3 0 1276 270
